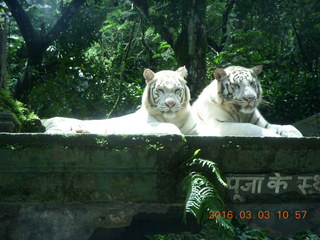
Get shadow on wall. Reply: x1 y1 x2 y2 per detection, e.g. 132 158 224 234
88 211 200 240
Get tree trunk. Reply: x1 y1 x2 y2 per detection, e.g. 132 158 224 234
0 11 7 89
173 0 207 100
4 0 86 102
133 0 208 100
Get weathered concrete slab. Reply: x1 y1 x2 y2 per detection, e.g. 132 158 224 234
0 203 188 240
0 133 186 204
0 133 319 239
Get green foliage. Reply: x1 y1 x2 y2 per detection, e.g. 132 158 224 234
147 224 235 240
0 89 40 132
291 230 320 240
234 224 270 240
182 150 234 238
147 223 320 240
187 158 227 187
206 0 320 124
233 228 320 240
4 0 320 123
24 1 176 119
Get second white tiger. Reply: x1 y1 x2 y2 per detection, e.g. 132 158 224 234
192 65 303 137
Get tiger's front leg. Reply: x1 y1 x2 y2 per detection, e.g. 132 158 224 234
252 110 303 138
266 124 303 138
198 122 281 137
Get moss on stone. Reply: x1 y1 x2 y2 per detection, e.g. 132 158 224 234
0 89 42 132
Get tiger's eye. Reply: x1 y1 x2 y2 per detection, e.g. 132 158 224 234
157 89 164 93
230 85 237 91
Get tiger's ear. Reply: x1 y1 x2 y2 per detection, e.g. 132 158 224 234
143 69 155 83
214 68 227 81
176 66 188 79
251 65 263 76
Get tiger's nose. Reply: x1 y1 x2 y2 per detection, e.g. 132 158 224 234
165 99 176 108
243 88 256 102
244 97 254 102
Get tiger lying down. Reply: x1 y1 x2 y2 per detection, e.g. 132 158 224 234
192 65 303 137
42 65 302 137
42 67 198 135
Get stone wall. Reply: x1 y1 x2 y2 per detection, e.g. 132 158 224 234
0 133 319 239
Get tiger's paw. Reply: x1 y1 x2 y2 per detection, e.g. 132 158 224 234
150 123 183 135
268 124 303 138
75 129 90 133
261 128 281 137
279 125 303 138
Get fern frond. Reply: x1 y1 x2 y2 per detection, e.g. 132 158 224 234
182 150 234 235
189 158 227 187
183 172 226 225
183 172 203 222
191 149 201 159
179 149 202 168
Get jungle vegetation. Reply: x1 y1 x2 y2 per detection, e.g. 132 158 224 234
0 0 319 123
1 1 320 238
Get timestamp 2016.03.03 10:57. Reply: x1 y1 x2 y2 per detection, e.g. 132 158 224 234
208 210 308 220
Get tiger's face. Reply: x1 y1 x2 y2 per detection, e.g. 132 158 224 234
142 67 190 119
215 66 263 114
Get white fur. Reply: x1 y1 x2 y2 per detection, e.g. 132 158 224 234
192 66 303 137
42 67 198 135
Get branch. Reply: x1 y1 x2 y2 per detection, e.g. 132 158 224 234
220 0 236 50
207 36 222 53
136 7 155 58
292 23 313 71
3 0 38 49
132 0 174 46
131 0 149 17
5 0 86 101
45 0 86 47
5 0 86 51
106 23 136 118
0 11 7 89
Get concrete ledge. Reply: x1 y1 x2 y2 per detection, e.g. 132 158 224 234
0 133 319 239
0 133 186 204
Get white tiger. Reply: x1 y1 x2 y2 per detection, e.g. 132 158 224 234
192 65 303 137
42 67 198 135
